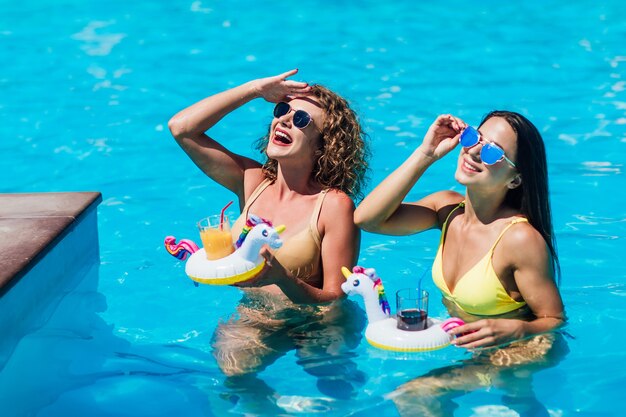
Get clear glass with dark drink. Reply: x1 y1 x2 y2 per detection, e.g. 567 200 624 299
396 289 428 331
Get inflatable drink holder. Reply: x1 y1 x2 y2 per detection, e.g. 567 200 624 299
341 266 465 352
165 214 285 285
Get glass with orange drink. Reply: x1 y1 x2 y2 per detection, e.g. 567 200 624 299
197 215 235 260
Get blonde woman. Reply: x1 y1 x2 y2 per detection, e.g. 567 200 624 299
169 70 370 397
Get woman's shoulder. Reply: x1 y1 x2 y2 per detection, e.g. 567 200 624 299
321 188 355 213
500 219 550 263
423 190 464 227
410 190 464 212
434 190 464 207
502 218 543 244
242 168 271 200
315 188 356 237
497 218 556 285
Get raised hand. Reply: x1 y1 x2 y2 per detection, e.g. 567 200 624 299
252 69 312 103
419 114 467 160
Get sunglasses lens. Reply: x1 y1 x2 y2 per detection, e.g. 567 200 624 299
481 143 505 165
293 110 312 129
273 102 290 118
460 127 480 147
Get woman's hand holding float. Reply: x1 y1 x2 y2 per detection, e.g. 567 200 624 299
447 318 526 349
232 246 281 288
234 246 347 304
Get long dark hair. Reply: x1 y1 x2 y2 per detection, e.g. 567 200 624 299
480 111 561 283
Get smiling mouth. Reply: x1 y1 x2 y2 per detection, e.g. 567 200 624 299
273 129 292 145
463 160 481 172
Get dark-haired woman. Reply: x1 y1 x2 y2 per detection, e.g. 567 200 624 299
168 70 370 399
355 113 566 415
356 112 564 346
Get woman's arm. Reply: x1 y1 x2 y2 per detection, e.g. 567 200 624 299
354 114 466 235
449 224 565 348
167 69 311 201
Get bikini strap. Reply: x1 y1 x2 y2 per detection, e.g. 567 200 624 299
441 201 465 238
489 217 529 251
309 189 329 246
242 178 273 219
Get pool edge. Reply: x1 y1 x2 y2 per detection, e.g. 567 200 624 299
0 191 103 297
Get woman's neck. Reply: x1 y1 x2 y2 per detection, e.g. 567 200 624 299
274 164 321 197
464 188 510 224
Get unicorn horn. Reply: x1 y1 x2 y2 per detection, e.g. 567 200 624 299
341 266 352 279
275 225 286 234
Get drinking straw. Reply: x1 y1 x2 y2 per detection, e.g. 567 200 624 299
220 201 233 231
417 267 429 313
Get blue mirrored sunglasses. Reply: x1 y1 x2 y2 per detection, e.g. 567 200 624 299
273 102 313 129
459 126 516 168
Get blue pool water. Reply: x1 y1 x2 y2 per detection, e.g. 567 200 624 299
2 1 625 415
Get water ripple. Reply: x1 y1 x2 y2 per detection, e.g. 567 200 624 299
71 21 125 56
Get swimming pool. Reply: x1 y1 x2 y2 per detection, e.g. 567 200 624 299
1 0 625 415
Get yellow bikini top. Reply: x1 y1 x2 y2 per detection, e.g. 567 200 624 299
231 179 327 284
432 202 527 316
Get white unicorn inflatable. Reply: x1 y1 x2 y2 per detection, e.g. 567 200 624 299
165 215 285 285
341 266 464 352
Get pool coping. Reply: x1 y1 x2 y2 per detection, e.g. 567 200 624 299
0 192 102 297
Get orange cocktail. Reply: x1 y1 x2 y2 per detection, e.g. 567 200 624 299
197 215 235 260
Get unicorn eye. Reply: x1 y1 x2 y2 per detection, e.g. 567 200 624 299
262 229 269 237
352 279 360 287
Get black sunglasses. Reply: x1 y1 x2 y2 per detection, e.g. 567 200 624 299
273 102 313 129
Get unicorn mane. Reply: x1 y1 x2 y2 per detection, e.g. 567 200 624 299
373 278 391 315
235 215 273 248
164 236 199 260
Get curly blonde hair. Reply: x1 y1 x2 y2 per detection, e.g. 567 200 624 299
255 85 370 200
